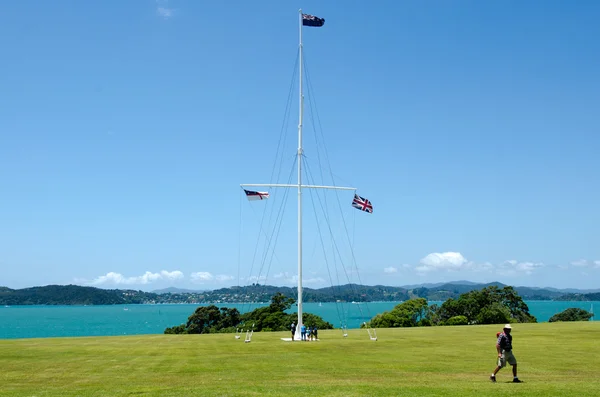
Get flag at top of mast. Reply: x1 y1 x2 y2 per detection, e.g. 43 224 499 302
302 13 325 27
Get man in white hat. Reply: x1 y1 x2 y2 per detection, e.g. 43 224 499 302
490 324 522 383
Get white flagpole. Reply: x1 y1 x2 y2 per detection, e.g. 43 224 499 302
296 8 304 340
242 12 368 343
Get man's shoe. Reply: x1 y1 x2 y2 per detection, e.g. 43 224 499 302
513 378 522 383
490 376 496 382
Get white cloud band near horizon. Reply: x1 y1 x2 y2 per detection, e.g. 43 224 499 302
91 270 183 285
396 252 547 276
571 259 600 269
190 272 234 283
80 254 598 289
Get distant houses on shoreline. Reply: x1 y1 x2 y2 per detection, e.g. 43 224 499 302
1 282 599 306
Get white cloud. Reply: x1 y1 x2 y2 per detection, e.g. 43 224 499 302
246 275 268 283
570 259 600 269
416 252 468 273
91 270 183 286
384 266 398 274
156 0 174 18
571 259 588 267
161 270 184 280
496 260 544 276
272 272 325 285
411 252 543 276
515 262 544 274
157 7 173 18
191 272 213 282
191 272 235 284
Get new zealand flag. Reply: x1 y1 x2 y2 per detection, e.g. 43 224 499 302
302 14 325 27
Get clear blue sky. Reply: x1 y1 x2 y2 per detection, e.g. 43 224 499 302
1 0 599 291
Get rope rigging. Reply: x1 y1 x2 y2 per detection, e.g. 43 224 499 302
237 41 377 341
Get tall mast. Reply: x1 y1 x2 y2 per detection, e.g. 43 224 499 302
296 8 304 336
241 11 361 342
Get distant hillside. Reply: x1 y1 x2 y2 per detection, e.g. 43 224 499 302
555 292 600 301
401 280 481 289
0 285 159 305
152 287 205 294
198 282 599 302
1 282 598 305
544 287 600 294
512 286 567 300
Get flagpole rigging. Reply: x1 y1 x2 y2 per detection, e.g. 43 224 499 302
296 8 304 339
241 11 374 343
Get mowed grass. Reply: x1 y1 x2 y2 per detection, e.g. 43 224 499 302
1 322 599 396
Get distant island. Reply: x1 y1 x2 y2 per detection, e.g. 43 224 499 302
0 281 599 306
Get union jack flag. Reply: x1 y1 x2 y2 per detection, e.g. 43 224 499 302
302 14 325 27
352 193 373 213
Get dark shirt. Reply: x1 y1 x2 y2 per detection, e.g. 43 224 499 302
497 332 513 351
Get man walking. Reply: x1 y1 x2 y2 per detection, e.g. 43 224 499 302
490 324 522 383
290 322 296 341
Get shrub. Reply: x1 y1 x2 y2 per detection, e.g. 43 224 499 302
549 308 593 322
445 315 468 326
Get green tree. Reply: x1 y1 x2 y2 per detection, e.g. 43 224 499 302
435 286 536 325
369 298 431 328
164 293 333 334
549 308 593 322
164 305 241 334
164 324 186 334
497 286 536 323
437 286 537 326
476 302 511 325
269 292 295 312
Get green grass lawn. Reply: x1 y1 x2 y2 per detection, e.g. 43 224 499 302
2 322 599 396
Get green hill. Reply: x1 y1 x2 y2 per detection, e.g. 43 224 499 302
0 285 158 305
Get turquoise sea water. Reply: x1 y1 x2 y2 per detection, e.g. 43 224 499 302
0 301 596 339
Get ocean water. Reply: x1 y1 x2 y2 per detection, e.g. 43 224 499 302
0 300 596 340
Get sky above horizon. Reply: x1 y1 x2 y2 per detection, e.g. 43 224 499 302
1 0 599 292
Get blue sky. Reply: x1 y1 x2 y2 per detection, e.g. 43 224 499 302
1 0 599 291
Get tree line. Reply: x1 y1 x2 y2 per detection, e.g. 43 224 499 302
165 286 594 334
2 283 599 305
165 292 333 334
368 286 537 327
0 285 152 305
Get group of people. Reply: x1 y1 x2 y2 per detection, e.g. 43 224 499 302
290 322 318 341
